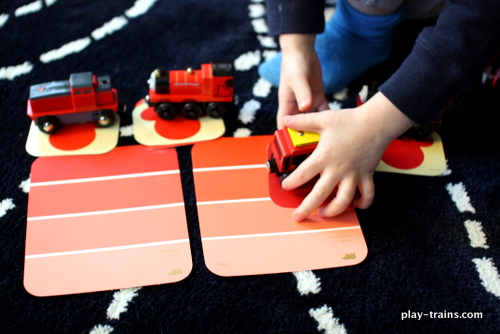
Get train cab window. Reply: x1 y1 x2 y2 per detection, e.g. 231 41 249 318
282 157 291 171
291 154 308 167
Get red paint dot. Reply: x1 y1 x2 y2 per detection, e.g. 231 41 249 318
141 107 201 140
141 106 159 121
381 137 433 170
49 123 96 150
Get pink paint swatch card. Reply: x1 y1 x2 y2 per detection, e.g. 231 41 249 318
24 145 192 296
25 115 120 157
192 136 367 277
132 99 225 147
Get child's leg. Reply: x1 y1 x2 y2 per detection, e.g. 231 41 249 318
259 0 405 94
315 0 405 94
405 0 445 19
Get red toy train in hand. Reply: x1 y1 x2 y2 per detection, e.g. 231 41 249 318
145 62 234 120
267 127 319 180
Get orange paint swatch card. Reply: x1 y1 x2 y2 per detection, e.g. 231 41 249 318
24 145 191 296
192 136 367 277
376 132 447 176
25 115 120 157
132 99 225 147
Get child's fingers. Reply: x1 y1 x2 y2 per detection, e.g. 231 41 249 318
352 176 375 210
277 103 298 129
292 174 338 221
281 156 320 191
316 98 329 112
284 111 321 132
278 61 313 112
292 84 313 112
318 180 357 218
277 86 301 129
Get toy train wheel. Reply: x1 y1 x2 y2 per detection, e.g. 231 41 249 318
206 102 227 118
156 103 178 120
182 103 203 120
37 116 61 134
93 110 116 128
406 124 432 141
266 158 278 174
280 172 291 183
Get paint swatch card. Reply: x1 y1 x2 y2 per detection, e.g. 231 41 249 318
376 132 447 176
24 145 191 296
132 99 225 147
192 136 367 277
25 115 120 157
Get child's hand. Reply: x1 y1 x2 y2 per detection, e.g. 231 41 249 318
282 92 414 221
277 34 329 129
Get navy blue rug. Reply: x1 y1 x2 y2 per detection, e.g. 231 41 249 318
1 1 499 333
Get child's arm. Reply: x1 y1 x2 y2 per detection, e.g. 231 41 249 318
276 34 329 129
282 92 414 221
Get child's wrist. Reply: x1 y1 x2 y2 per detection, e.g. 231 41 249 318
361 92 414 142
279 34 316 53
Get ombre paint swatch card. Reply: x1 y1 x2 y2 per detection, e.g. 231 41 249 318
24 145 191 296
192 136 367 277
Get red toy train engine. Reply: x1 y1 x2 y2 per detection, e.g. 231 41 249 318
27 72 122 134
145 62 234 120
267 127 319 179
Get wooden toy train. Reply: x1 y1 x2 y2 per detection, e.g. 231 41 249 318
26 62 234 134
27 72 123 134
267 127 319 179
145 62 234 120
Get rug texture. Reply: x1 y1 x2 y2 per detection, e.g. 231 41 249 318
1 1 499 333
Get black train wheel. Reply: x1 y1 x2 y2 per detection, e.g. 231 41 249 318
206 102 227 118
37 116 61 134
182 103 203 120
93 110 116 128
266 158 278 174
156 103 178 120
